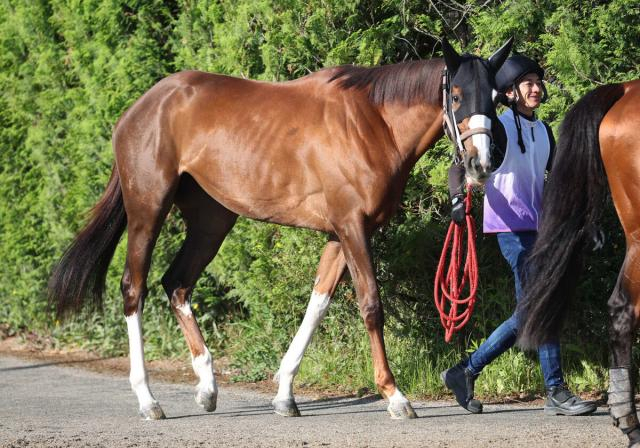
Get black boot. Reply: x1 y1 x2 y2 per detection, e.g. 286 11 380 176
544 384 597 416
441 362 483 414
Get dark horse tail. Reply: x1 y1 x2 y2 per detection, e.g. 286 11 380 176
516 83 625 350
48 166 127 316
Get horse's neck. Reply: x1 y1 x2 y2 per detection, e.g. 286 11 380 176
379 102 444 166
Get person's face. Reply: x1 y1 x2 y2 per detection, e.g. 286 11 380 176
507 72 543 110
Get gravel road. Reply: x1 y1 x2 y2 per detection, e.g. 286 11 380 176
0 354 626 447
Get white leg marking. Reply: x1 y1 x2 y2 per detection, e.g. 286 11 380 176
469 114 492 170
274 289 330 401
176 301 193 317
193 349 217 396
125 307 157 411
387 388 416 419
388 388 409 406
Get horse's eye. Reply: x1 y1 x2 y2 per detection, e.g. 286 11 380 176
452 95 460 102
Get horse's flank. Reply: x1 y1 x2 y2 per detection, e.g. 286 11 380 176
600 80 640 242
113 61 445 234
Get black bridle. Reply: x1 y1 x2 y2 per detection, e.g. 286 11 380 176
441 67 495 164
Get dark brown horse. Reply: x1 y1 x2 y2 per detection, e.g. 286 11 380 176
517 79 640 445
49 38 513 420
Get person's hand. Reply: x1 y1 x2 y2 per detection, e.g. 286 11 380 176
451 194 466 224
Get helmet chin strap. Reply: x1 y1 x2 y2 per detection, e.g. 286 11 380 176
513 103 527 154
509 83 527 154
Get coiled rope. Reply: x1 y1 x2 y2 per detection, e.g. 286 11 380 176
434 186 479 342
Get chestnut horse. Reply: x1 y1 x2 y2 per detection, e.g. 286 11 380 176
49 38 512 420
517 79 640 445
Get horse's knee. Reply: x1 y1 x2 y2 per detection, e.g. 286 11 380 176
360 300 384 331
170 288 194 317
162 270 195 312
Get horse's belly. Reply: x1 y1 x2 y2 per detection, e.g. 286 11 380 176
184 167 332 232
232 193 332 232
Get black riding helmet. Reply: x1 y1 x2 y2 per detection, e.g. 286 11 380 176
495 55 545 93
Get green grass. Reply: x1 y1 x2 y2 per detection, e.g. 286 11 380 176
290 318 609 400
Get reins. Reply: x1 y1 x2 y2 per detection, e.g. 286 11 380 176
435 68 480 342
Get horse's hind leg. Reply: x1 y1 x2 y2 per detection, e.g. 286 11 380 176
608 246 640 446
161 175 238 412
272 239 346 417
121 186 176 420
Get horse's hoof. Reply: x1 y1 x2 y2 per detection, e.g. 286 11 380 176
388 401 417 419
195 390 217 412
273 398 301 417
139 403 166 420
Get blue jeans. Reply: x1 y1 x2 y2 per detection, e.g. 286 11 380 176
463 231 564 388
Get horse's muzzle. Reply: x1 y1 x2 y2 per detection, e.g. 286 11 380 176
465 157 492 186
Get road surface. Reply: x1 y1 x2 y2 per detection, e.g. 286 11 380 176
0 355 626 447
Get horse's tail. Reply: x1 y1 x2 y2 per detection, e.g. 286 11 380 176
516 83 626 350
48 166 127 317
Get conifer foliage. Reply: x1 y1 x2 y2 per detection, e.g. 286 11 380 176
1 0 638 393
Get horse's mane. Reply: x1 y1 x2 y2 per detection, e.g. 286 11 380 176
328 59 445 106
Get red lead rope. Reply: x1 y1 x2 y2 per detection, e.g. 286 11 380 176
434 186 479 342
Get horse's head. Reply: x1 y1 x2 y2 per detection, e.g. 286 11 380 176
442 38 513 185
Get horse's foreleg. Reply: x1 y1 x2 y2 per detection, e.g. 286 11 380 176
162 198 237 413
273 240 346 417
608 252 640 446
336 219 416 420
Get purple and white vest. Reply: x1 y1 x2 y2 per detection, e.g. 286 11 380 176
483 109 551 233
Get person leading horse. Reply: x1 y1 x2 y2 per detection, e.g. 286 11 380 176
442 55 596 417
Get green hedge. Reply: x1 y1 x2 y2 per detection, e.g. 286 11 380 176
1 0 638 398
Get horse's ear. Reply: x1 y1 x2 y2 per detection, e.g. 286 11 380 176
488 37 514 71
442 38 461 73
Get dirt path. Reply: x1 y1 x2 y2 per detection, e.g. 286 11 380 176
0 352 627 448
